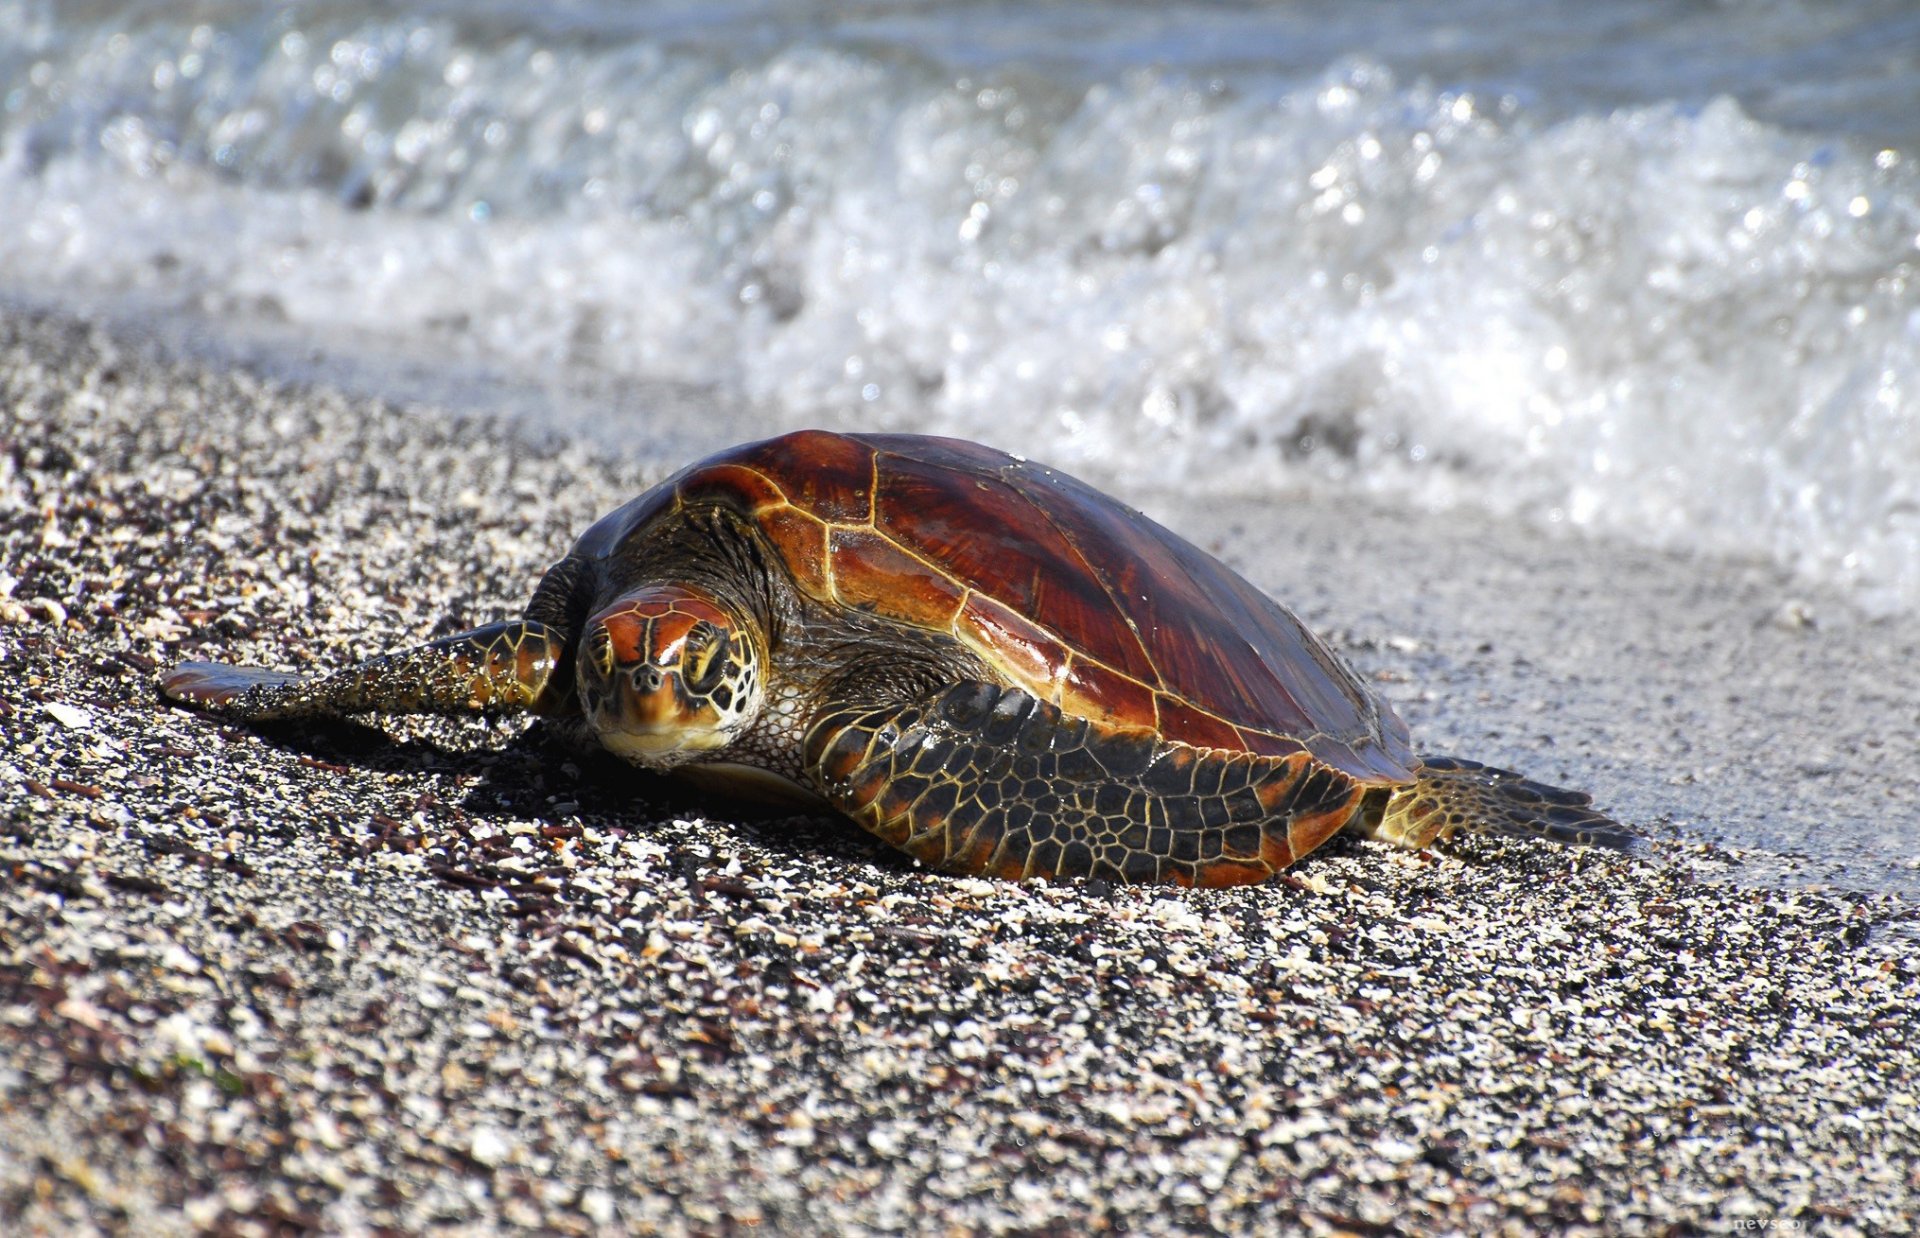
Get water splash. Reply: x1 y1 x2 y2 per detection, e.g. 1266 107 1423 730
4 0 1918 610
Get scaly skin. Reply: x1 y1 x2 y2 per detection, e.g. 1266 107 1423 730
160 620 567 720
1362 756 1639 852
804 681 1369 886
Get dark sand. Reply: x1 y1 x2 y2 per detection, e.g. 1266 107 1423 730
3 307 1916 1234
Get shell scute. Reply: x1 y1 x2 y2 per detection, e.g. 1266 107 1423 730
1059 657 1158 732
753 428 878 522
956 594 1070 698
680 461 791 514
1154 693 1247 753
755 506 829 592
873 447 1158 683
826 526 966 627
1013 462 1344 745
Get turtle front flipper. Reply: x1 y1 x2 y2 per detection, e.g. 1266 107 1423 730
161 620 568 721
803 681 1369 886
1363 756 1642 854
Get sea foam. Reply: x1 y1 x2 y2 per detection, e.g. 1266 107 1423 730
4 1 1917 611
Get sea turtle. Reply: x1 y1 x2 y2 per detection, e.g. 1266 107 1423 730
161 430 1632 885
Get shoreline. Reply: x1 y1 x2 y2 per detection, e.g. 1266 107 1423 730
4 305 1915 1233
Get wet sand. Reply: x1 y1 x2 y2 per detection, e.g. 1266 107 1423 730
3 306 1915 1234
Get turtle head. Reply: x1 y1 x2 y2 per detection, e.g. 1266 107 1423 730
577 586 763 769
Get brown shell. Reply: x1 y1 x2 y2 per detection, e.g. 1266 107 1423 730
573 430 1415 782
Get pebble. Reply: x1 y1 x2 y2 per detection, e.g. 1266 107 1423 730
43 701 93 729
0 307 1915 1236
468 1127 511 1169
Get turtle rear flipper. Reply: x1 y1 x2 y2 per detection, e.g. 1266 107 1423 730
160 620 568 722
1365 756 1642 854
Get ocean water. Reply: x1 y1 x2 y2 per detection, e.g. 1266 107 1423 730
5 0 1919 613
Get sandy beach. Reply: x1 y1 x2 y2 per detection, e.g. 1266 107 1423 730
4 304 1916 1234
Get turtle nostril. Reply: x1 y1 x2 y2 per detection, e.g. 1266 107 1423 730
634 666 665 694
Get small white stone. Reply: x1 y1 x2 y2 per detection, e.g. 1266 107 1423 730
469 1125 511 1167
44 701 93 729
182 1197 222 1228
579 1187 616 1225
1376 1137 1420 1163
307 1111 346 1150
1770 599 1817 630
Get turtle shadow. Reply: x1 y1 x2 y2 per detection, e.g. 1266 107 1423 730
226 713 902 872
221 713 529 779
518 734 909 875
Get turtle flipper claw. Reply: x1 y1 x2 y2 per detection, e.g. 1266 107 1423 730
161 662 308 717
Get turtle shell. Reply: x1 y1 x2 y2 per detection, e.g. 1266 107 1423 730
574 430 1415 783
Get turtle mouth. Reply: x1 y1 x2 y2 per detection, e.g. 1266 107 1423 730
598 719 731 765
581 660 730 766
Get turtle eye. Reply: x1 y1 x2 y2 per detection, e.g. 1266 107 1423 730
588 625 614 677
683 622 727 693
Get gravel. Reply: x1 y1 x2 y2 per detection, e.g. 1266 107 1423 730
3 306 1916 1235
